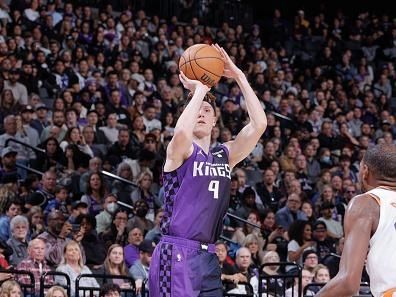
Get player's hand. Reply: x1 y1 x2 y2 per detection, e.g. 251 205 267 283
212 43 243 79
179 71 210 93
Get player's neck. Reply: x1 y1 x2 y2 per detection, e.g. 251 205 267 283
193 136 211 154
375 181 396 191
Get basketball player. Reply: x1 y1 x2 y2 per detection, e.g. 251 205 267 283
316 144 396 297
148 44 267 296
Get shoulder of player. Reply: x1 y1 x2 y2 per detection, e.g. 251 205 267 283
346 193 379 219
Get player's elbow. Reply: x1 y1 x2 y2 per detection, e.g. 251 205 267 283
341 275 360 295
253 117 267 132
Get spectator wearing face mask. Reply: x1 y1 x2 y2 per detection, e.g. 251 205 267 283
126 199 154 235
95 194 119 235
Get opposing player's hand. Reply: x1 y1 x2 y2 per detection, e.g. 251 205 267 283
212 43 243 79
179 71 210 93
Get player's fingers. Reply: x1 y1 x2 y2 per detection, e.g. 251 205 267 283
179 73 187 84
215 44 227 60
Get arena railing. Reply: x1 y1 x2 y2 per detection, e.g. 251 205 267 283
259 262 302 297
40 271 71 297
304 282 373 297
100 170 138 187
222 280 254 297
1 268 35 296
75 273 138 297
5 138 46 155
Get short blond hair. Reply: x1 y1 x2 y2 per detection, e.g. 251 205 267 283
46 286 67 297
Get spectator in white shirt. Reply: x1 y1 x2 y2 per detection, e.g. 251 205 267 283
142 105 161 133
99 113 119 144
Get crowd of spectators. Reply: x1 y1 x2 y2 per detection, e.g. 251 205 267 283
0 0 395 296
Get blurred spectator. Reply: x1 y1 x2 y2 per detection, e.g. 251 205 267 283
0 280 22 297
16 238 54 295
111 160 135 205
77 214 106 269
127 200 154 235
95 193 118 235
7 215 29 266
317 201 343 239
256 168 283 211
0 197 22 242
261 251 284 295
34 137 67 173
44 185 69 219
0 147 19 184
99 283 121 297
25 170 56 209
130 169 160 221
302 249 319 273
0 115 35 171
235 187 265 220
243 233 265 269
275 193 307 230
106 127 139 167
232 211 263 248
55 240 99 297
27 206 45 239
68 200 88 224
95 244 130 288
286 220 316 272
124 227 143 268
129 239 155 295
232 247 258 293
46 286 68 297
38 210 85 268
4 68 28 105
101 209 128 250
81 172 107 216
301 201 316 224
285 268 314 297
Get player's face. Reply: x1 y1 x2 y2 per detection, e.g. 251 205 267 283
193 101 216 138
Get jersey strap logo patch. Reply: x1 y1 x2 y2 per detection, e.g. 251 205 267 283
212 149 224 158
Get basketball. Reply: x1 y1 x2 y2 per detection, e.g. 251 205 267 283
179 44 224 87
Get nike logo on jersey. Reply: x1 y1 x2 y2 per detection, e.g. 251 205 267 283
197 150 205 156
192 161 231 179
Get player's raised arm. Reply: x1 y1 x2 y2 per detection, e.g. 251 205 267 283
164 72 210 172
213 44 267 168
315 194 378 297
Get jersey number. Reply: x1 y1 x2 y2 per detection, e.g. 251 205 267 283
208 180 219 199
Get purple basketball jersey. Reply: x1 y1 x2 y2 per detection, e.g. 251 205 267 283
161 143 231 243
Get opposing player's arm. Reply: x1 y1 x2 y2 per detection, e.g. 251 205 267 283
212 45 267 168
316 194 379 297
164 72 210 172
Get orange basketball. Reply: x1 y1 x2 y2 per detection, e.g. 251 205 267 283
179 44 224 87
